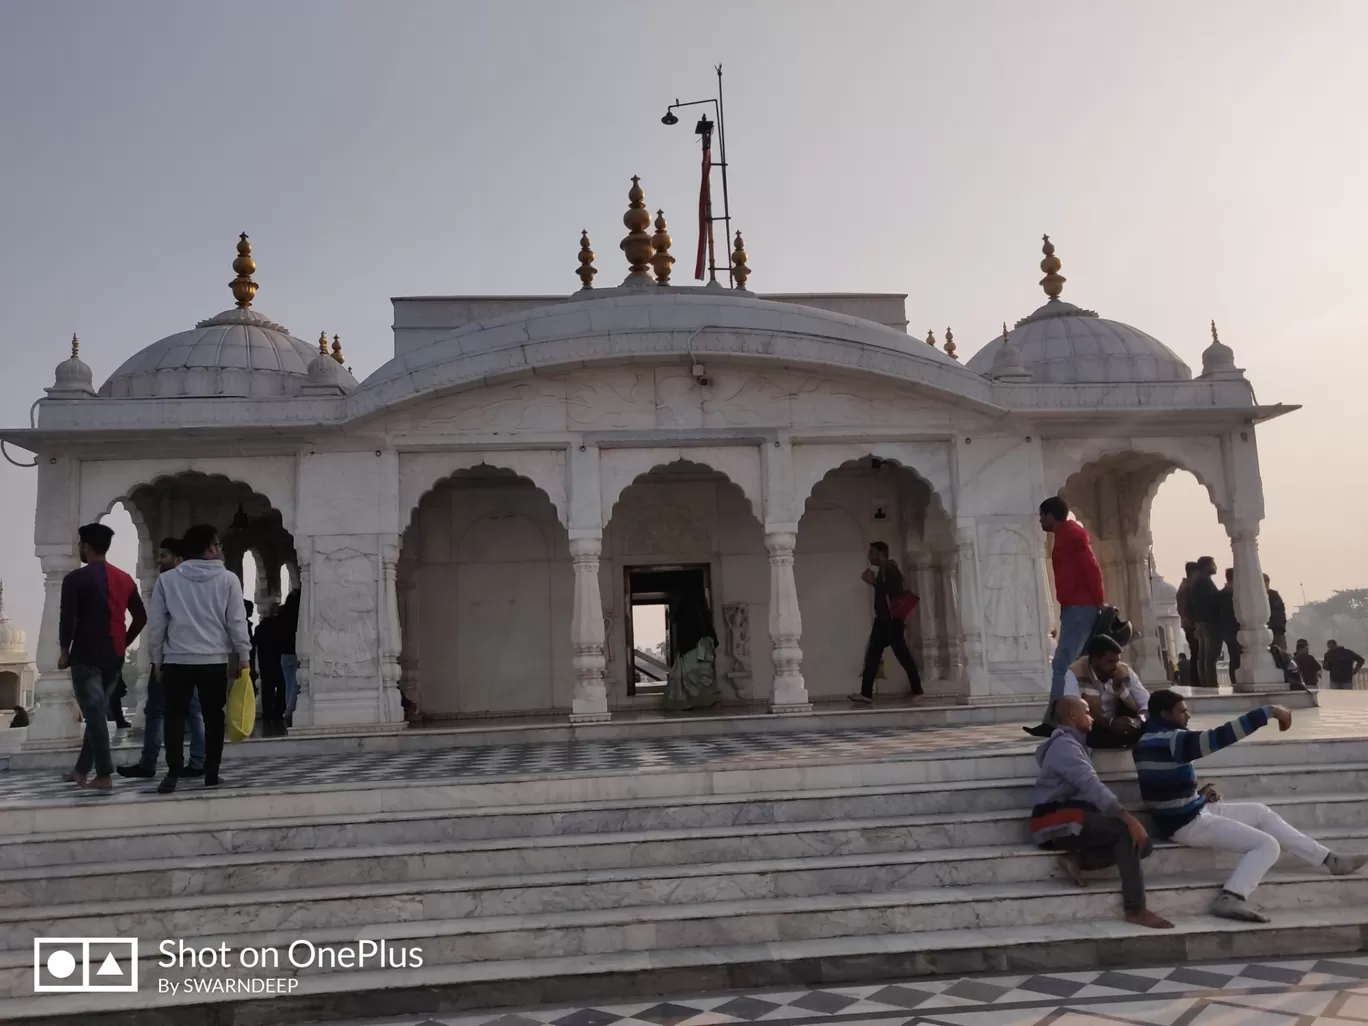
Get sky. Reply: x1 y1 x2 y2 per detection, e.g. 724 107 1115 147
1 0 1365 648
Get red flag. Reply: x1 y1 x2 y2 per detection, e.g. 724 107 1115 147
695 128 713 280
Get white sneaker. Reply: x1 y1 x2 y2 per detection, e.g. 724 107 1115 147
1211 891 1270 923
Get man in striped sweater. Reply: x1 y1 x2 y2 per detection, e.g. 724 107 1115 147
1135 690 1368 922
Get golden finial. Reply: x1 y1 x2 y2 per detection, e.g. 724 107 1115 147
331 334 344 364
577 230 597 290
620 176 654 283
70 333 80 359
1002 322 1010 342
317 331 329 355
229 232 259 309
1039 234 1065 300
925 329 937 349
1211 319 1220 343
650 210 675 286
731 230 750 289
944 327 958 361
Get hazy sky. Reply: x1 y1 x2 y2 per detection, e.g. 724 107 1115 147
1 1 1365 647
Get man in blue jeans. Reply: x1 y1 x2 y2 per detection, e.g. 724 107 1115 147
1025 497 1106 738
58 523 147 790
118 537 205 778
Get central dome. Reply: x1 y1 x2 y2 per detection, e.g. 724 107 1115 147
98 235 323 399
967 298 1192 384
967 236 1191 384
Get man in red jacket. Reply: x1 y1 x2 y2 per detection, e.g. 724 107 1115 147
1026 496 1106 738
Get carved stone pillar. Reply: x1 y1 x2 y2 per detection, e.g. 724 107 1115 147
766 530 811 713
127 553 158 725
292 540 314 727
27 553 82 743
938 553 964 687
569 536 610 723
954 524 990 697
1124 541 1163 684
915 554 941 683
397 555 421 720
1228 521 1282 692
378 535 404 724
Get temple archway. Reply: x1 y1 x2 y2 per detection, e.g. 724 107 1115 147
399 465 571 719
796 456 955 701
601 460 766 708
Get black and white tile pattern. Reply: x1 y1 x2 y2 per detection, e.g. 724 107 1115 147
0 724 1036 805
309 955 1368 1025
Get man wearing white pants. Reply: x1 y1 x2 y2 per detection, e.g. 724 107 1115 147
1135 690 1367 922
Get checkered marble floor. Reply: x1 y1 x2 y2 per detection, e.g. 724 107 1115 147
7 693 1368 808
308 955 1368 1026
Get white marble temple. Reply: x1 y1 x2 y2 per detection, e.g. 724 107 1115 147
2 233 1292 748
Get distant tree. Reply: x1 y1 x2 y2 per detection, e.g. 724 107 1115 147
1287 589 1368 653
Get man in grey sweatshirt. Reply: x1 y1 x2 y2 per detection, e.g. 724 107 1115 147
144 524 252 794
1029 696 1172 929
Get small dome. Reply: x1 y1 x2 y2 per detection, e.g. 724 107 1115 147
100 307 318 398
1150 572 1179 620
303 334 358 395
0 583 26 655
967 299 1192 384
47 335 96 398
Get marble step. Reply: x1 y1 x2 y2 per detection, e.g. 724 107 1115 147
3 688 1317 774
5 831 1365 948
4 754 1363 859
1 867 1365 1003
7 797 1366 910
4 889 1362 1026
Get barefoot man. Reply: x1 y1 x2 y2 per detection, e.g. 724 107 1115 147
1029 695 1173 929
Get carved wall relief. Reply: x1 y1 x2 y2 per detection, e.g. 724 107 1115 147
981 525 1042 663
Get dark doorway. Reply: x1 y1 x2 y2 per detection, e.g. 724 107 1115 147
625 564 713 696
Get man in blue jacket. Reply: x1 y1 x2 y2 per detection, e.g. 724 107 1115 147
1030 696 1172 929
1135 690 1367 922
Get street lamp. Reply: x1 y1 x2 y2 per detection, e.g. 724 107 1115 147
660 64 733 287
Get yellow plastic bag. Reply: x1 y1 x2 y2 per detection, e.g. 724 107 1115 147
226 668 256 743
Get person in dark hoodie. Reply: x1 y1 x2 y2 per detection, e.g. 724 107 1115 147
1218 568 1241 674
1188 556 1222 688
1029 695 1172 929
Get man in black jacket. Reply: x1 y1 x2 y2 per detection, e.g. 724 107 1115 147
1189 557 1221 689
849 542 922 705
1265 575 1287 651
1218 569 1242 674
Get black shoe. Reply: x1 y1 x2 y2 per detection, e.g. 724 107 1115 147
1023 723 1054 738
117 763 156 779
113 719 131 730
157 775 179 795
182 765 205 778
204 774 220 788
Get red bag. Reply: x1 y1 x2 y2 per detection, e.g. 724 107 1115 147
889 592 919 621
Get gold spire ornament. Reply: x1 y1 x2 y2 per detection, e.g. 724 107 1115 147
730 231 750 289
331 334 345 364
944 327 958 361
1039 234 1066 300
230 233 259 309
577 231 597 290
620 176 655 283
317 331 329 355
925 329 937 349
1211 319 1220 343
70 333 80 358
650 210 675 286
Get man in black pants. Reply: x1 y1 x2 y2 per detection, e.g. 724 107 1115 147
849 541 923 705
144 524 251 794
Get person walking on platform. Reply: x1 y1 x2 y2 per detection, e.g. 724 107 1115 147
848 541 922 706
1025 497 1104 737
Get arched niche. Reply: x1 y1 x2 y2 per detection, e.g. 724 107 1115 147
398 450 568 533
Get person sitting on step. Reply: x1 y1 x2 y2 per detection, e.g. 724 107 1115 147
1029 695 1172 930
1062 634 1149 749
1134 689 1368 923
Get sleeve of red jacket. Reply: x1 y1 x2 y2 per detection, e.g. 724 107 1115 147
1078 528 1105 605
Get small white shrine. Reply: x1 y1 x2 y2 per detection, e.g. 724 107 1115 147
2 180 1294 743
0 583 37 719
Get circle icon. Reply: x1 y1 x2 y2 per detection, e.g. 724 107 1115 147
46 950 77 979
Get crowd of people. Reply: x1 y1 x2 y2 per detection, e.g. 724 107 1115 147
56 521 299 793
1024 495 1368 927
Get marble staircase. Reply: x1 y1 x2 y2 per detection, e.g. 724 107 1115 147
4 695 1366 1025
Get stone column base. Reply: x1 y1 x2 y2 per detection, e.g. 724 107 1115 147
569 710 612 724
770 700 814 715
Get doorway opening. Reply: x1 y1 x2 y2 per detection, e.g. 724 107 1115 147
625 564 713 697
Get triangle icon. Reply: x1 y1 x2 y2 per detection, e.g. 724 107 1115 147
95 952 123 977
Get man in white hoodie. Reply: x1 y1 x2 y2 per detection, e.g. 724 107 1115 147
144 524 251 793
